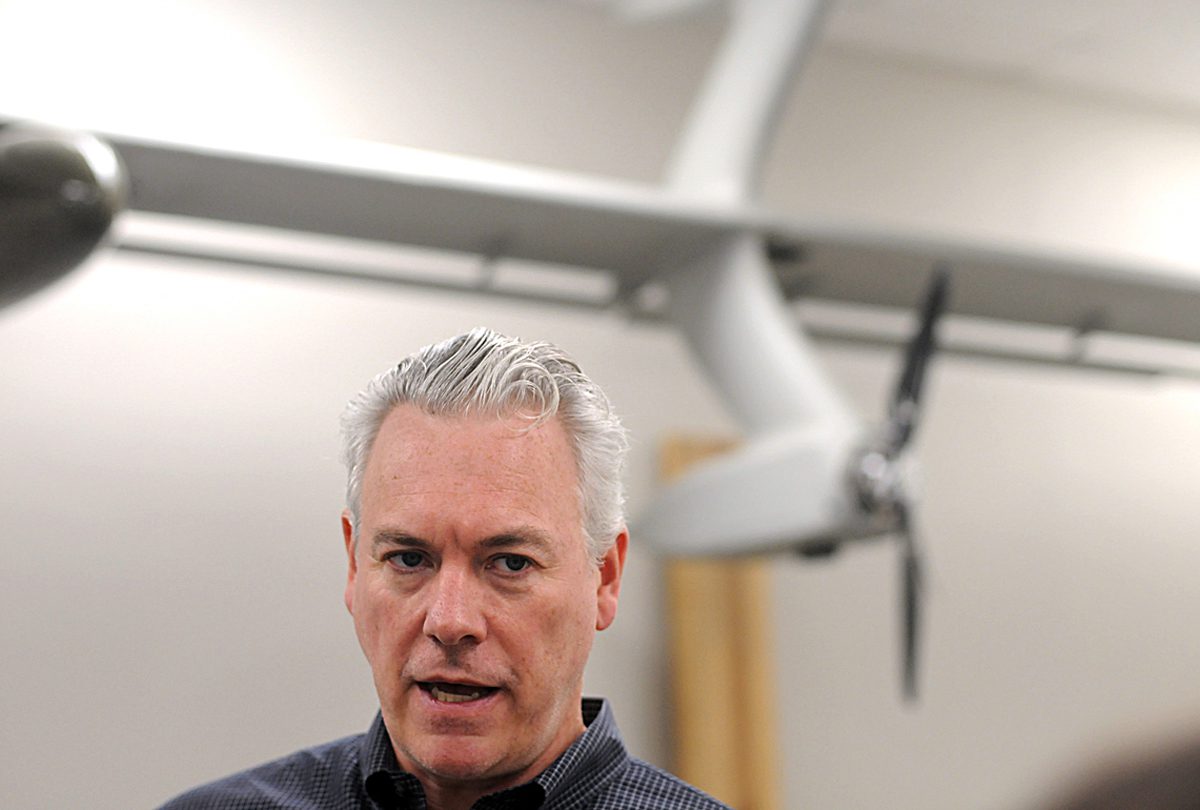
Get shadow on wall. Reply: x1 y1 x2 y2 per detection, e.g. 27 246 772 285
1036 733 1200 810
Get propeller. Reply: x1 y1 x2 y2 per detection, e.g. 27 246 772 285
852 266 949 701
0 123 127 309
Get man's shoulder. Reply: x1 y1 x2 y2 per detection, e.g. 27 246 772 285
594 756 732 810
157 733 366 810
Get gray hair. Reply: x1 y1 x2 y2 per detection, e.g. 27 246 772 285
340 327 629 560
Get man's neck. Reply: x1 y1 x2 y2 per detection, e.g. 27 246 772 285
421 784 482 810
408 724 586 810
403 753 534 810
390 704 589 808
412 757 542 810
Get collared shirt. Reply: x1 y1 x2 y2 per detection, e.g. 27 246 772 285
159 698 730 809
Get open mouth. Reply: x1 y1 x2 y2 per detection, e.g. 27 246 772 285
418 681 499 704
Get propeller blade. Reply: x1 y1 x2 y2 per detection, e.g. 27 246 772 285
887 266 950 454
897 501 923 702
0 124 127 309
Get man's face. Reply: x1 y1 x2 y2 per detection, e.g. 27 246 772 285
343 405 625 795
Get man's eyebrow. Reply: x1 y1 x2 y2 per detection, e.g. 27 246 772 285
479 528 556 554
369 529 558 553
370 531 430 552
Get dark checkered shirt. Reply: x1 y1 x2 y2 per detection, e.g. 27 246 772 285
158 698 729 809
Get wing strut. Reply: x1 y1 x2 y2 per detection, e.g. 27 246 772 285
641 0 940 702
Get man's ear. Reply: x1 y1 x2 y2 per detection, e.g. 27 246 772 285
595 529 628 631
342 510 357 616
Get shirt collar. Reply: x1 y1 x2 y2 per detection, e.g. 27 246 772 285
533 698 627 805
360 698 629 809
360 713 422 806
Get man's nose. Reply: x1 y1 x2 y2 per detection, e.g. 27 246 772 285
422 566 486 647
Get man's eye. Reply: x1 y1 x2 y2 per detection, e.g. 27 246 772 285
388 550 426 570
494 554 532 574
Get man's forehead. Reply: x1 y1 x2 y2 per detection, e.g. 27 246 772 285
363 405 579 498
359 407 586 548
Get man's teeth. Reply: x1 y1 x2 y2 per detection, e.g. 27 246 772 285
431 685 482 703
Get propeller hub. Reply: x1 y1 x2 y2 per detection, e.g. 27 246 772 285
0 123 128 309
850 445 907 531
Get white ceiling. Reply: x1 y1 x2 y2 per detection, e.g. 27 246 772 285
823 0 1200 114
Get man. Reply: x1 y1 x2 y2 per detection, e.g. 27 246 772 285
162 328 728 809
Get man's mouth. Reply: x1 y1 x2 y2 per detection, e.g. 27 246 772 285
419 681 499 704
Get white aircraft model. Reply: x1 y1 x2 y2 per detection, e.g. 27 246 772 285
5 0 1200 700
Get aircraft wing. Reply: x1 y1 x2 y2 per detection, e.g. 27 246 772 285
107 131 1200 347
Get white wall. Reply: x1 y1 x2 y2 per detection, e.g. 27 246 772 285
3 2 1200 809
